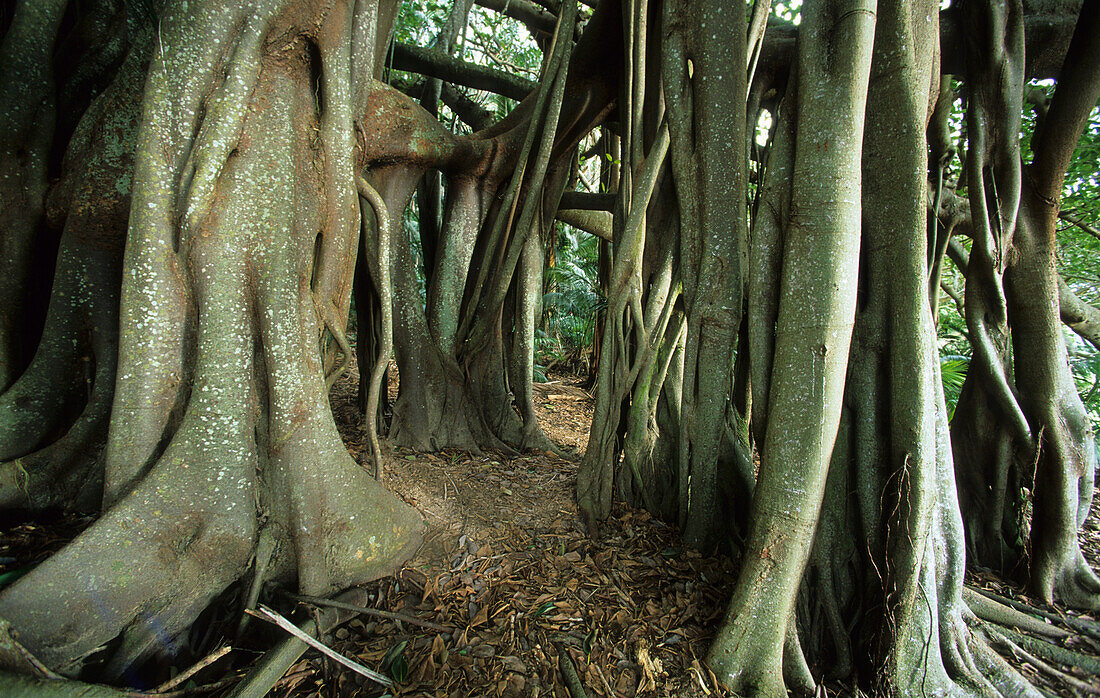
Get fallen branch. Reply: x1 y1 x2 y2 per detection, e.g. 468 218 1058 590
139 678 237 697
245 605 393 688
226 588 373 698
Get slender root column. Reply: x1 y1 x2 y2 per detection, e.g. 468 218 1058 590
356 175 393 480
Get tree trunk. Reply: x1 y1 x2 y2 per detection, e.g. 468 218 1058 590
707 0 873 688
0 18 146 511
0 0 423 677
1006 0 1100 609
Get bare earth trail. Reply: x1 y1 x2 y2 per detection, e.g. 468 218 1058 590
312 363 736 697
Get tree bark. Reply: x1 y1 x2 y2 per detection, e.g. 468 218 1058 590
707 0 873 688
1006 0 1100 609
0 0 423 677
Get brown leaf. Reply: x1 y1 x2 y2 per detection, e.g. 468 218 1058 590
470 603 490 628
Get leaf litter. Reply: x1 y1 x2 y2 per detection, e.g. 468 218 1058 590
0 357 1098 696
292 362 737 697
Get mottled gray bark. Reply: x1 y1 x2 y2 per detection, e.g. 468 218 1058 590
0 0 423 678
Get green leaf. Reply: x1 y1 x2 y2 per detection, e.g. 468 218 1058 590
382 639 409 683
0 566 32 589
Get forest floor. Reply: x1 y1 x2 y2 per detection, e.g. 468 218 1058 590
247 362 1100 698
2 363 1100 696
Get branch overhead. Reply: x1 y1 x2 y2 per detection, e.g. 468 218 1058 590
389 42 536 101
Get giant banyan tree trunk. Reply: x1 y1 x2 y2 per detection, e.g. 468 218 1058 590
580 0 1075 693
0 0 423 677
1005 0 1100 610
950 0 1100 611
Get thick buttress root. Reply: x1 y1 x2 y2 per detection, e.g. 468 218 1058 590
0 1 422 678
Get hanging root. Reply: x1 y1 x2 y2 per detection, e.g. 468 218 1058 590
356 174 392 481
319 300 354 392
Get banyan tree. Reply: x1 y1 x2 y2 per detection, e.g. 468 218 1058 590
0 0 1097 693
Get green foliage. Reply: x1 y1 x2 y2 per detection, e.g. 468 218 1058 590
393 0 454 45
773 0 802 24
940 355 969 420
381 639 410 683
389 0 542 131
538 225 603 376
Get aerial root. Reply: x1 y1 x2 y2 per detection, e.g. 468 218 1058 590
945 623 984 682
783 621 815 695
355 174 392 481
971 585 1100 640
989 623 1100 675
962 587 1070 640
964 629 1045 698
318 300 354 392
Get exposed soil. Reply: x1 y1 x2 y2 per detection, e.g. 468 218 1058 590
2 359 1100 697
246 362 1100 698
301 362 736 698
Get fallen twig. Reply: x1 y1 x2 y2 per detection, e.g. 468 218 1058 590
138 677 237 697
246 606 393 687
150 645 232 693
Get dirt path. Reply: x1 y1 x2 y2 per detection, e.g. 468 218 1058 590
309 365 732 697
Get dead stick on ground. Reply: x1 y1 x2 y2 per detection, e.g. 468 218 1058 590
554 642 589 698
245 606 393 688
150 645 232 694
283 592 451 632
138 677 238 698
592 659 615 697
